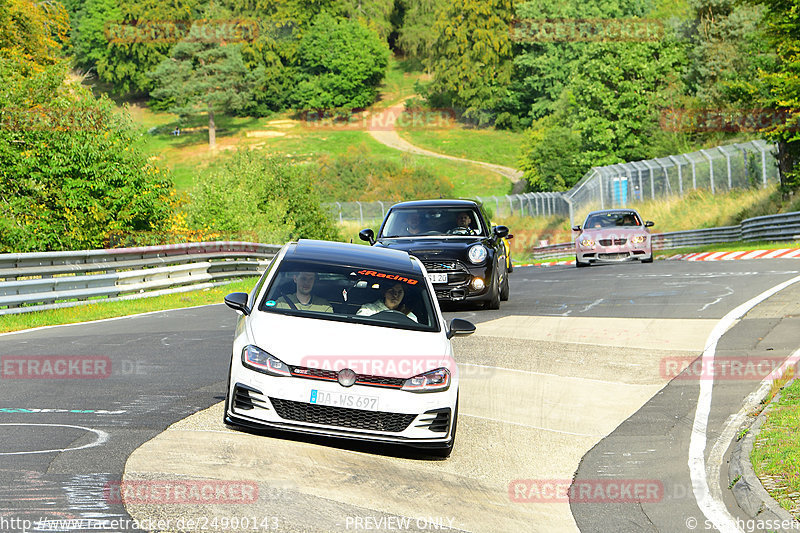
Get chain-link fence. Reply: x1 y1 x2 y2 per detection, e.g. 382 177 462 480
566 140 778 225
324 140 779 226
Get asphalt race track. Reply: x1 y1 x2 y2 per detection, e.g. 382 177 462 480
1 259 799 532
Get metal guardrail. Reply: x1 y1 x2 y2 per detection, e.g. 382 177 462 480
0 242 281 315
531 211 800 260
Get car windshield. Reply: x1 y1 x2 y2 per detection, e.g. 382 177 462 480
585 211 642 228
380 207 484 237
258 260 438 331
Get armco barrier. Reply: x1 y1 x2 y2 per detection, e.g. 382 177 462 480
0 242 281 315
532 211 800 259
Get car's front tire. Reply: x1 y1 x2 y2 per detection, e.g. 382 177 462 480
485 270 501 310
642 256 654 263
575 256 589 268
500 270 510 301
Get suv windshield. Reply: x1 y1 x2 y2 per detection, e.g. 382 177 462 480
381 207 484 238
259 260 438 331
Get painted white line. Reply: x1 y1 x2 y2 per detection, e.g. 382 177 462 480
460 413 603 438
705 346 800 526
0 423 109 455
0 303 224 338
689 273 800 532
581 299 604 313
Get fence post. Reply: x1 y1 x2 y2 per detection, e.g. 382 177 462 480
700 149 715 194
356 201 363 226
668 155 683 196
335 202 342 224
378 201 385 221
752 141 768 188
719 147 732 189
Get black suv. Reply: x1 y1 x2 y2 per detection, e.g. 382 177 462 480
360 199 510 309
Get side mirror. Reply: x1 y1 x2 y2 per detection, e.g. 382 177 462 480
224 292 250 315
447 318 476 339
507 234 514 240
572 225 582 232
359 228 375 245
645 221 654 228
493 225 509 239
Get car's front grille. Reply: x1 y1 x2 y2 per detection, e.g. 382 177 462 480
422 260 471 288
598 239 627 246
423 260 459 271
290 366 406 388
269 397 416 433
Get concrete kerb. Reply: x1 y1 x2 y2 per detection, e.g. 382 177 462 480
728 379 800 532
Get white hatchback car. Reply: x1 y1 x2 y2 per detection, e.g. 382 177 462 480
223 239 475 456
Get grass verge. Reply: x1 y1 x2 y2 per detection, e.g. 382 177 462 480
751 376 800 516
0 278 257 335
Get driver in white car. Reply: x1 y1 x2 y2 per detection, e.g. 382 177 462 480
357 282 418 322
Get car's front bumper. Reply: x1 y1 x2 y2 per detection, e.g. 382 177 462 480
577 245 652 263
422 259 495 301
226 373 457 448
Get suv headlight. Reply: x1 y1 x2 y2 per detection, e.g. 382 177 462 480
241 345 291 377
402 368 451 393
468 244 487 264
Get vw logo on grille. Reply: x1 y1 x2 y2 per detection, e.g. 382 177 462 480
338 368 357 387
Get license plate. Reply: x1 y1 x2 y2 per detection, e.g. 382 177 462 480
310 389 379 411
429 273 448 284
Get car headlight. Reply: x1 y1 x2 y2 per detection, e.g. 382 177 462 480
631 235 646 244
241 345 291 377
580 238 595 247
468 244 487 264
402 368 451 393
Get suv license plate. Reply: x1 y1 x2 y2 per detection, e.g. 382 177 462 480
429 273 448 284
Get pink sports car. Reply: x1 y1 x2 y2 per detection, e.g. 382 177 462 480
573 209 654 267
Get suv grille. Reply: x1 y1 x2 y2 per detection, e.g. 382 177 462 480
269 397 416 433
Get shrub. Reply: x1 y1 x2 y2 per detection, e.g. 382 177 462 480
187 152 340 243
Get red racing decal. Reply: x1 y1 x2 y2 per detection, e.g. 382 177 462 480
357 270 419 285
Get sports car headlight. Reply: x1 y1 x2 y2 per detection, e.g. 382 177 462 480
241 345 291 377
468 245 487 264
580 238 595 247
402 368 451 393
631 235 646 244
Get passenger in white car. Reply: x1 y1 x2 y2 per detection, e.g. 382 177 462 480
357 282 418 322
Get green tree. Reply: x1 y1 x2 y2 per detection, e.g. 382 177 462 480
0 0 69 68
72 0 121 71
96 0 203 95
0 57 173 252
293 13 390 110
150 24 254 148
424 0 515 124
395 0 447 64
745 0 800 194
187 152 340 243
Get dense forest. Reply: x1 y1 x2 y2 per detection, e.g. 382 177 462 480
1 0 799 251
